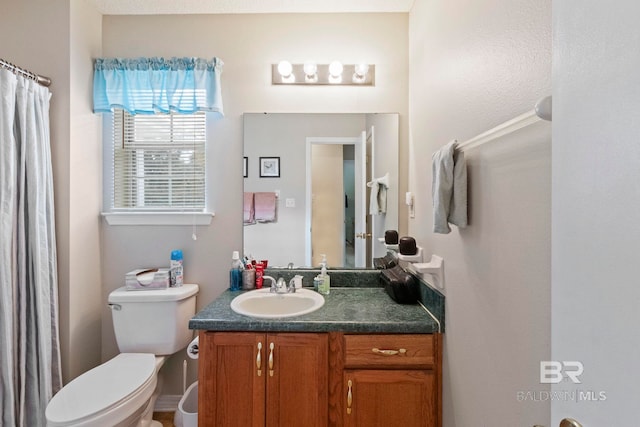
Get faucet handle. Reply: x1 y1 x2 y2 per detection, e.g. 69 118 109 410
288 275 302 292
263 275 277 292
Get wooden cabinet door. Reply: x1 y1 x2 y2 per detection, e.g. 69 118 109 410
199 332 266 427
343 369 436 427
265 333 329 427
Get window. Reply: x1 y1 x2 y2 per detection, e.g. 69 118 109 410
110 109 206 211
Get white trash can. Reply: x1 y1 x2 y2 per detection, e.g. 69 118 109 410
174 381 198 427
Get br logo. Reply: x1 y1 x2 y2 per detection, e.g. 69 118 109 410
540 361 584 384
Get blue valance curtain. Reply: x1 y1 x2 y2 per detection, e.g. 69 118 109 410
93 57 224 115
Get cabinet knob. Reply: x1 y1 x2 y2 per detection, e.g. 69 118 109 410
256 342 262 377
347 379 353 415
560 419 583 427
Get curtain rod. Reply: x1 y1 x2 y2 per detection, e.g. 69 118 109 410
0 57 51 87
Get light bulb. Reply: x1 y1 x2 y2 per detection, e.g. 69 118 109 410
354 63 369 77
328 61 343 78
303 62 317 77
303 62 318 83
277 60 293 77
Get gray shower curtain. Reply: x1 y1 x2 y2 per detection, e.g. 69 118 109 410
0 69 62 426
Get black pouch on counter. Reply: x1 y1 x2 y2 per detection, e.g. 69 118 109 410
380 266 419 304
373 253 397 270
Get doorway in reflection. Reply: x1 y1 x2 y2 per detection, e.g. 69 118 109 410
310 143 357 268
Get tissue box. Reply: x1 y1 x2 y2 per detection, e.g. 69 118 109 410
125 268 170 290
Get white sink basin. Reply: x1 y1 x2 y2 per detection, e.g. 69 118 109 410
230 288 325 319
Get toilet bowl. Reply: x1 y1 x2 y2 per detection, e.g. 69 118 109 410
46 284 199 427
46 354 163 427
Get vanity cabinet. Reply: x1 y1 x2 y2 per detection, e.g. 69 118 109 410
198 331 441 427
198 331 328 427
329 333 442 427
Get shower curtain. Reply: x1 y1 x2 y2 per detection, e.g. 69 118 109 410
0 69 62 426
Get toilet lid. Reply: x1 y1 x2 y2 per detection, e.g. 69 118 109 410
46 353 156 425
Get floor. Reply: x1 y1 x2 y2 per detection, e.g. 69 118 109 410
153 412 175 427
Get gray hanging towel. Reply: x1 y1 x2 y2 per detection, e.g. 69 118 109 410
432 140 467 233
448 149 468 229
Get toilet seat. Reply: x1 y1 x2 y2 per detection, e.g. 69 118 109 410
46 353 157 427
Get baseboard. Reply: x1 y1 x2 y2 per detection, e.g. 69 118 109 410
154 394 182 412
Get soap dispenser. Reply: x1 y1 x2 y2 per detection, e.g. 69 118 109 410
318 254 330 295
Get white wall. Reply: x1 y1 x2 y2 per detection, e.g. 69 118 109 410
408 0 552 426
1 0 103 385
552 1 640 425
101 12 409 394
69 0 103 384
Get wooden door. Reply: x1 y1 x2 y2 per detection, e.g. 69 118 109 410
343 369 436 427
266 333 329 427
311 144 345 267
199 332 266 427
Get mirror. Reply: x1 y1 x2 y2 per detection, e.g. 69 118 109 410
243 113 399 268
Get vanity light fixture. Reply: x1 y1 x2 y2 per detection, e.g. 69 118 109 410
272 61 375 86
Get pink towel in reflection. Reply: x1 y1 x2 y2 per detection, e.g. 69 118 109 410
254 192 277 222
243 192 255 224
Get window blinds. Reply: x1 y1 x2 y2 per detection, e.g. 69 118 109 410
112 109 206 210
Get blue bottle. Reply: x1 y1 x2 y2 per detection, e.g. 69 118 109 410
170 250 184 287
230 251 243 291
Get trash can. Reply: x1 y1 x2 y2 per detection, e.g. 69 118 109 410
174 381 198 427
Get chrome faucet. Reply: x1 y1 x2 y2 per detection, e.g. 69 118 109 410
271 276 296 294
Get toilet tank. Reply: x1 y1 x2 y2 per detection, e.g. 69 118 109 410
108 284 199 355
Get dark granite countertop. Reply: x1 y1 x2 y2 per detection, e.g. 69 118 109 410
189 287 441 334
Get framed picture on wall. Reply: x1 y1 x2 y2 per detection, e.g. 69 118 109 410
259 157 280 178
243 157 248 178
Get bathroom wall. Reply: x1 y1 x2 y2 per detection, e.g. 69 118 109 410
68 0 104 385
0 0 104 384
101 13 408 395
552 1 640 425
408 0 552 426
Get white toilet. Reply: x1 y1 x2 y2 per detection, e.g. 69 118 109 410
46 284 199 427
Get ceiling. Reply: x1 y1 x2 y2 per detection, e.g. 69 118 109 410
90 0 415 15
